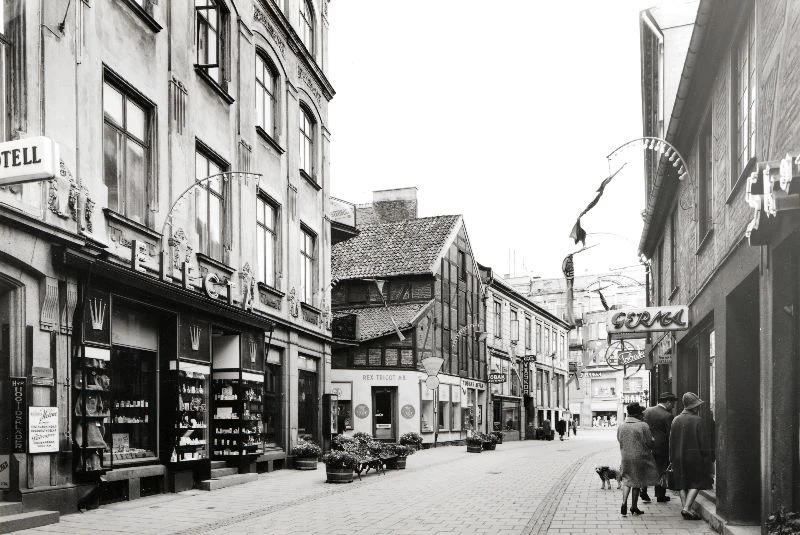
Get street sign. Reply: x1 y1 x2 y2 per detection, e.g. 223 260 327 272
488 373 506 384
0 137 60 186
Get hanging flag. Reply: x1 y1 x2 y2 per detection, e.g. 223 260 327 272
595 287 610 311
569 165 626 246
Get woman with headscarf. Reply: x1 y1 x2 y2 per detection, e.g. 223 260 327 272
616 402 659 516
669 392 714 520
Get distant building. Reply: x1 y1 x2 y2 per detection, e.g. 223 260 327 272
330 189 486 445
478 267 570 439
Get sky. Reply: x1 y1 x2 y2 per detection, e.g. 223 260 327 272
328 1 672 279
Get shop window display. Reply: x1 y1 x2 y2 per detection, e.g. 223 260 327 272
211 378 265 458
169 362 209 463
108 347 158 464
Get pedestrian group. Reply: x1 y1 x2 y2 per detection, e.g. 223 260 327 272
616 391 714 520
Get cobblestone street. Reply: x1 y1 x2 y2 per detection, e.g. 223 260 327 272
15 430 716 534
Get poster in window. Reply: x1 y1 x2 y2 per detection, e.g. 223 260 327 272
368 348 382 366
400 349 413 367
384 349 398 367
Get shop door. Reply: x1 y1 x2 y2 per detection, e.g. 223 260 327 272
298 370 318 442
372 387 396 441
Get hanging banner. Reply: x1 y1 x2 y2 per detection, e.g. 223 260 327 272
9 377 27 454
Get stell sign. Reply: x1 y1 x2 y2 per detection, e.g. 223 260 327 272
607 305 689 339
0 137 60 186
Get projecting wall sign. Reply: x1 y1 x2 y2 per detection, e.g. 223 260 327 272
607 305 689 339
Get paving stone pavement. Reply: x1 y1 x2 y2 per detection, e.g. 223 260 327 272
15 429 716 534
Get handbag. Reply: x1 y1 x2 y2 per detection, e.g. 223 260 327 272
658 463 675 489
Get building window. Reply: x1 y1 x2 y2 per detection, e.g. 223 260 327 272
545 327 551 355
524 316 532 350
255 52 277 139
299 0 314 55
493 301 502 338
195 0 225 85
300 226 316 304
299 105 315 180
264 350 283 446
458 250 467 280
509 308 518 343
670 209 678 292
103 77 151 224
256 195 278 287
733 10 756 182
658 240 664 306
699 119 713 239
195 146 227 261
536 323 542 353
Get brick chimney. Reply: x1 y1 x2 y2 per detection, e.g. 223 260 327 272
356 187 418 226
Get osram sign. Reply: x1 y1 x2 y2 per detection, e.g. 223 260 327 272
607 305 689 339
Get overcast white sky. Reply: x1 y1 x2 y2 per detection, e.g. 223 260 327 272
329 1 673 279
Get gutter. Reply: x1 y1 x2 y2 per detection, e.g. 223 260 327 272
638 0 714 257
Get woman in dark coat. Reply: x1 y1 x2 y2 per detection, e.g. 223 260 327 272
669 392 714 520
616 402 659 516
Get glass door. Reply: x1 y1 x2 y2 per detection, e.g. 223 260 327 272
372 387 396 441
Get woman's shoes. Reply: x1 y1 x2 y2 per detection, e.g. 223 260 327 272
681 509 701 520
621 504 627 516
630 507 645 515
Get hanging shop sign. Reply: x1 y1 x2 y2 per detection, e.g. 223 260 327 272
9 377 27 454
522 366 530 395
650 332 674 365
607 305 689 339
28 407 59 453
617 350 646 366
488 373 506 384
0 137 60 186
521 355 537 363
461 378 485 390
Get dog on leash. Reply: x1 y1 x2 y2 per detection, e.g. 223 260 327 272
595 466 622 489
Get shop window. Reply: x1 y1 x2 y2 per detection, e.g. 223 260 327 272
109 346 158 464
451 386 461 430
195 0 228 87
195 145 228 262
502 400 519 431
299 0 315 55
437 399 449 431
256 194 279 287
255 51 278 140
103 75 152 224
264 349 282 446
333 382 353 432
592 378 616 398
299 225 316 304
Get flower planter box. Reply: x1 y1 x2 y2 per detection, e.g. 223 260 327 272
466 445 483 453
493 433 503 444
395 457 407 469
295 457 318 470
482 442 496 451
326 467 354 483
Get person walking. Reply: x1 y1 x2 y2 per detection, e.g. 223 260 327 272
555 418 567 441
670 392 714 520
641 392 677 503
617 402 659 516
571 419 577 436
542 418 552 440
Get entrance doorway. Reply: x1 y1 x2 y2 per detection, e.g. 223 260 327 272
371 387 396 441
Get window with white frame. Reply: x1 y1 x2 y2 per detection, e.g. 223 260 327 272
699 118 713 238
255 52 277 139
299 0 315 55
733 9 756 182
103 77 151 224
510 308 519 343
299 105 315 179
195 146 227 261
300 226 316 304
524 316 532 349
256 195 278 287
195 0 225 85
493 301 502 338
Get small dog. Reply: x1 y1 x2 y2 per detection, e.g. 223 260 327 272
595 466 622 489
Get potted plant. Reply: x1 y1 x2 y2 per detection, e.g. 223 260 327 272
767 509 800 534
465 434 483 453
331 434 356 451
483 433 497 451
291 439 322 470
383 443 414 469
491 431 504 444
322 450 359 484
399 432 423 451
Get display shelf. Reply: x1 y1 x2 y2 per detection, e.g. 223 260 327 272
210 377 266 460
165 361 211 464
72 346 112 476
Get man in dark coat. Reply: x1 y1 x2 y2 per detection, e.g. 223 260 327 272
641 392 677 502
555 418 567 441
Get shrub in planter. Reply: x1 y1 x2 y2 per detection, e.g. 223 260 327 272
491 431 504 444
399 432 423 450
383 444 414 469
465 434 483 453
292 439 322 470
322 450 359 484
331 434 356 451
352 431 373 444
767 510 800 534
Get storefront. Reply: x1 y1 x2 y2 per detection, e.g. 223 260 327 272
460 378 487 436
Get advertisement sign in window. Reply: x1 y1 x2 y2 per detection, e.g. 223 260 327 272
28 407 59 453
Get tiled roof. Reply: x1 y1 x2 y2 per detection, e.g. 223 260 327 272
332 215 460 280
333 303 429 341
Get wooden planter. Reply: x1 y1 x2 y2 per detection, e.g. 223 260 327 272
395 457 407 469
326 467 354 483
466 444 483 453
295 457 318 470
